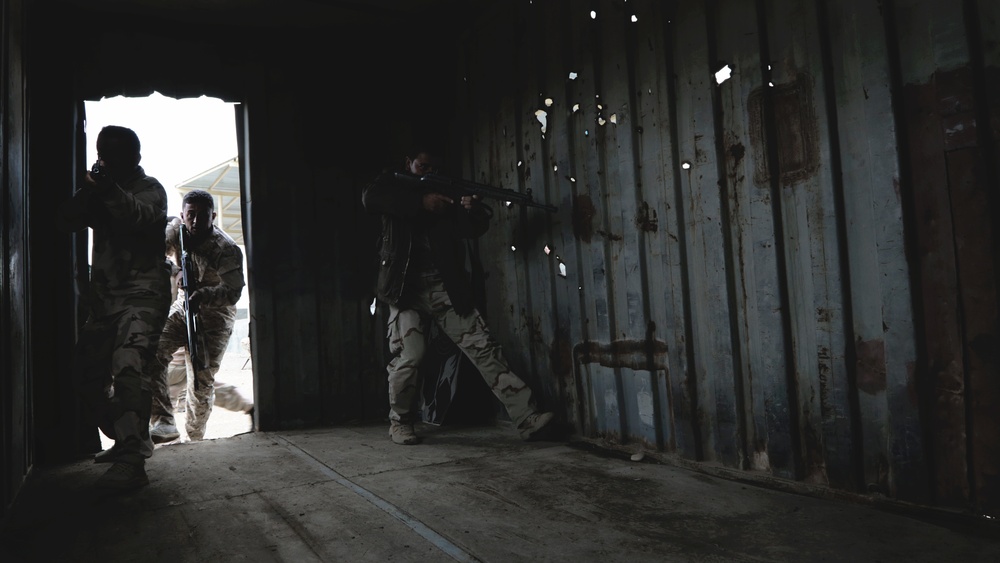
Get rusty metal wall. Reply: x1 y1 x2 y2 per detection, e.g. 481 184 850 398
455 0 1000 513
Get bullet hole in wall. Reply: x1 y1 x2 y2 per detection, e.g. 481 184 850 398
535 109 548 134
715 64 732 84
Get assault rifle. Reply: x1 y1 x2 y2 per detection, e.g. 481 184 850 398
394 172 558 213
179 225 206 371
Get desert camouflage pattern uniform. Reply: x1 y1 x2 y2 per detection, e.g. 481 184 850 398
387 271 537 428
151 218 245 440
162 347 253 414
58 166 172 466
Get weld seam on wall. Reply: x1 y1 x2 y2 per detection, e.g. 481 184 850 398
275 434 481 563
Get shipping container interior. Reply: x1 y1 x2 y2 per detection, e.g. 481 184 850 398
3 0 999 522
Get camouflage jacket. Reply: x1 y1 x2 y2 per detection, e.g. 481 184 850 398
58 166 171 311
165 217 245 312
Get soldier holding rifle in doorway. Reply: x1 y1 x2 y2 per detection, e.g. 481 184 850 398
149 189 249 443
58 125 172 490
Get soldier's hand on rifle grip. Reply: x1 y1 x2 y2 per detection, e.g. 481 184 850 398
187 289 203 313
422 192 454 213
460 194 481 210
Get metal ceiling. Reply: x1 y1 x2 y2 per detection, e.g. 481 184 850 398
59 0 472 27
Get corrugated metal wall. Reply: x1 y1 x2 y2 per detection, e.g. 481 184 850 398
1 0 31 517
455 0 1000 513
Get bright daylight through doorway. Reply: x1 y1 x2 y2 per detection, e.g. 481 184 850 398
85 92 253 450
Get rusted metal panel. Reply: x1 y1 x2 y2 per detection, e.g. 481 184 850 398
557 3 622 440
713 0 795 480
513 1 560 407
894 0 972 508
761 0 848 486
823 0 925 499
534 0 587 428
467 11 535 405
450 0 998 513
671 0 741 466
631 0 697 456
949 144 1000 513
592 0 658 448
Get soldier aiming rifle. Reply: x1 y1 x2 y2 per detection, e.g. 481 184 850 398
393 172 558 213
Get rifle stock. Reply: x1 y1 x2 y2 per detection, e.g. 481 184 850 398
179 225 206 371
394 172 558 213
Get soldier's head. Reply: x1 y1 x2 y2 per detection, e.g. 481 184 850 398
404 142 443 177
95 125 141 177
181 189 216 242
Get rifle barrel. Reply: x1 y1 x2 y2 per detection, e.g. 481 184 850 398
393 173 557 212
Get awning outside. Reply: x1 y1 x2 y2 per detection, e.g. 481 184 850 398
174 157 242 244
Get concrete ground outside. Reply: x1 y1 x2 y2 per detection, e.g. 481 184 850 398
3 418 999 562
99 346 255 453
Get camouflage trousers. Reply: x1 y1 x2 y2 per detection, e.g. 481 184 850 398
158 349 253 416
151 299 236 441
386 272 537 427
73 290 168 465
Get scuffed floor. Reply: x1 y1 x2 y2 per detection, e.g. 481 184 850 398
2 422 998 562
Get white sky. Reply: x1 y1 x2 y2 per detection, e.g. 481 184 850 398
84 92 239 217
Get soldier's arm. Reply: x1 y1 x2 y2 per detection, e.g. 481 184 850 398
193 243 245 308
362 170 425 218
98 178 168 231
164 216 182 257
56 189 96 232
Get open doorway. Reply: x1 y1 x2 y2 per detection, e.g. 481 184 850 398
84 92 252 449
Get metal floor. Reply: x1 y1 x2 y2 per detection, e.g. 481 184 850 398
2 421 998 562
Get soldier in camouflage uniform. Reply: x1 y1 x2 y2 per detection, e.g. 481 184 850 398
159 346 253 421
149 190 246 442
58 125 172 490
362 146 555 445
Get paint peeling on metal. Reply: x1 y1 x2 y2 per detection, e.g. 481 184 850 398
856 338 887 394
747 73 820 185
751 448 771 472
818 346 833 418
728 142 745 166
636 201 658 232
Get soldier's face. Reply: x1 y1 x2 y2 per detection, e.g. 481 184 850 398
405 153 440 176
95 139 135 178
182 202 216 240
